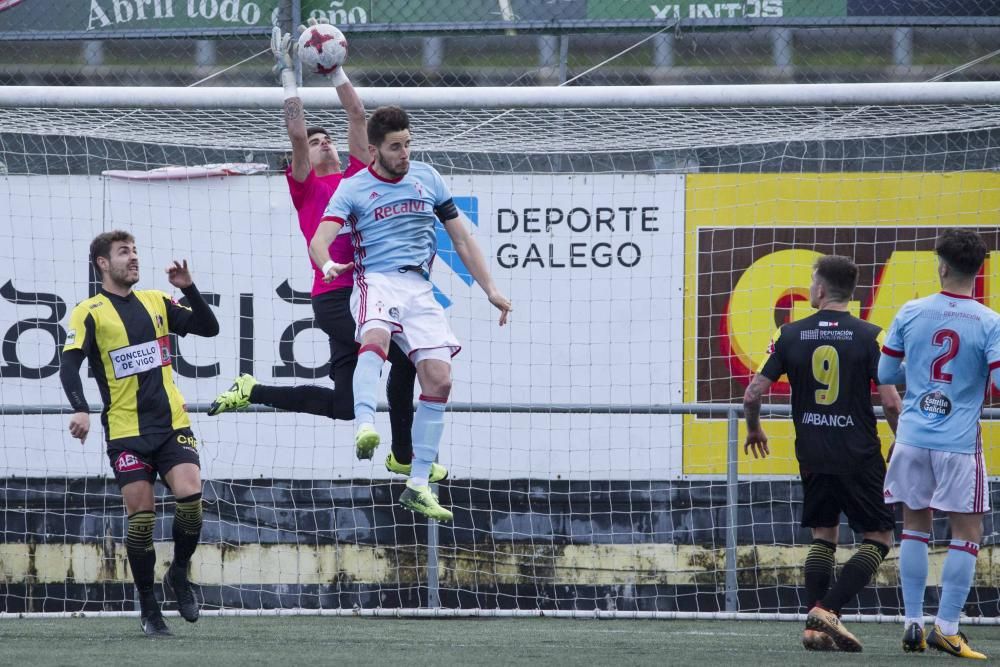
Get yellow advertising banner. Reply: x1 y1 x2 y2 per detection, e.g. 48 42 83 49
683 172 1000 475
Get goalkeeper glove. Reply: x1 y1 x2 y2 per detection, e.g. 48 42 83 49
271 26 298 98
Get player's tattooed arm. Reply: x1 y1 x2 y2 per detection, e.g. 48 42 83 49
743 374 770 431
743 374 773 459
284 97 305 125
283 95 312 182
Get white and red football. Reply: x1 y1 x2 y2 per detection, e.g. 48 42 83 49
298 23 348 76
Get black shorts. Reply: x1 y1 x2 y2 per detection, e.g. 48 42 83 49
106 428 201 488
800 460 895 533
312 288 358 382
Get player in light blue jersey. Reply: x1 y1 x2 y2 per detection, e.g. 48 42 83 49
310 106 512 522
879 229 1000 659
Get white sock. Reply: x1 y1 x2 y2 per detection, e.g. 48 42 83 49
936 618 959 636
904 617 924 628
408 476 429 488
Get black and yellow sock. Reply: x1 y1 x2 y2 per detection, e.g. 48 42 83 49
172 493 203 567
820 539 890 614
804 539 837 609
126 510 156 594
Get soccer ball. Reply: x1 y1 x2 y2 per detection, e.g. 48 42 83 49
298 23 348 76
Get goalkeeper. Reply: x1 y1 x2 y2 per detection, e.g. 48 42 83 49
210 22 432 481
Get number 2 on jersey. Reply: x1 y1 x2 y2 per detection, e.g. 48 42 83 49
811 345 840 405
930 328 960 383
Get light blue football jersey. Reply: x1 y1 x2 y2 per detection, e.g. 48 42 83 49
883 292 1000 453
322 160 452 276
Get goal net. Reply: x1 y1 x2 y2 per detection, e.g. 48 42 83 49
2 83 1000 619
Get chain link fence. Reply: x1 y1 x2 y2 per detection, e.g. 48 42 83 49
1 1 1000 87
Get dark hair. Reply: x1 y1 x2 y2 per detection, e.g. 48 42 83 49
367 106 410 147
90 230 134 274
814 255 858 302
306 126 330 141
935 228 987 278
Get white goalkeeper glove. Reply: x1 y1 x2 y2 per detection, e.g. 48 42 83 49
271 26 299 98
298 16 350 88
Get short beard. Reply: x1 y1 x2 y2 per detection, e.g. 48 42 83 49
377 152 408 179
109 266 139 288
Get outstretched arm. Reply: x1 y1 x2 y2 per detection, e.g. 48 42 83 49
442 214 511 326
335 76 367 164
273 27 312 183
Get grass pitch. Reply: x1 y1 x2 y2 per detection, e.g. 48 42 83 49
3 616 1000 666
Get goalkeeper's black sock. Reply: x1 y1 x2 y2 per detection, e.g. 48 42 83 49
804 539 837 609
820 539 889 614
126 511 157 594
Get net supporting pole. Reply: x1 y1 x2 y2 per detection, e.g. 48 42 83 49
427 490 441 608
725 408 740 613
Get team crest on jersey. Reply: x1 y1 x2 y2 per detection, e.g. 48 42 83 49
65 329 76 345
413 181 424 198
156 314 164 328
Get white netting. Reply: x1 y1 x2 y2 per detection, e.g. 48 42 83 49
2 84 1000 618
3 104 1000 153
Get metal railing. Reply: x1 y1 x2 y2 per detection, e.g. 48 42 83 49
7 400 999 611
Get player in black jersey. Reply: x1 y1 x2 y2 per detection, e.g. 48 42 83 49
743 255 902 653
60 230 220 637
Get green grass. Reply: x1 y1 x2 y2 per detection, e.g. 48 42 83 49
4 617 1000 666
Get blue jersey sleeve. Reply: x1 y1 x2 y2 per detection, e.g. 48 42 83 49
988 319 1000 389
881 304 908 359
323 179 355 223
429 166 453 207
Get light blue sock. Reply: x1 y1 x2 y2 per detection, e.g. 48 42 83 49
410 396 446 485
352 347 385 425
936 540 979 634
900 530 930 623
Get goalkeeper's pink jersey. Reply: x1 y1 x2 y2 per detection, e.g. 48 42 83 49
286 155 365 297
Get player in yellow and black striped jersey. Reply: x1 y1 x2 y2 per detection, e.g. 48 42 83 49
60 230 219 637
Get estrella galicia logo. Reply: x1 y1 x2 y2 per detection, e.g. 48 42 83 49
432 196 478 308
918 390 952 418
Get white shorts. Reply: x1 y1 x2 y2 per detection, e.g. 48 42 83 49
351 270 461 360
883 441 989 514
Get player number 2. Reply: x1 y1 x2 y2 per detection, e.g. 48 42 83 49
930 328 960 383
811 345 840 406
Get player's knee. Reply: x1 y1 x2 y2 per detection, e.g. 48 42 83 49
863 531 893 549
432 377 452 399
358 322 391 352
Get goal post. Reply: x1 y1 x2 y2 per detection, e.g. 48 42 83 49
2 83 1000 619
